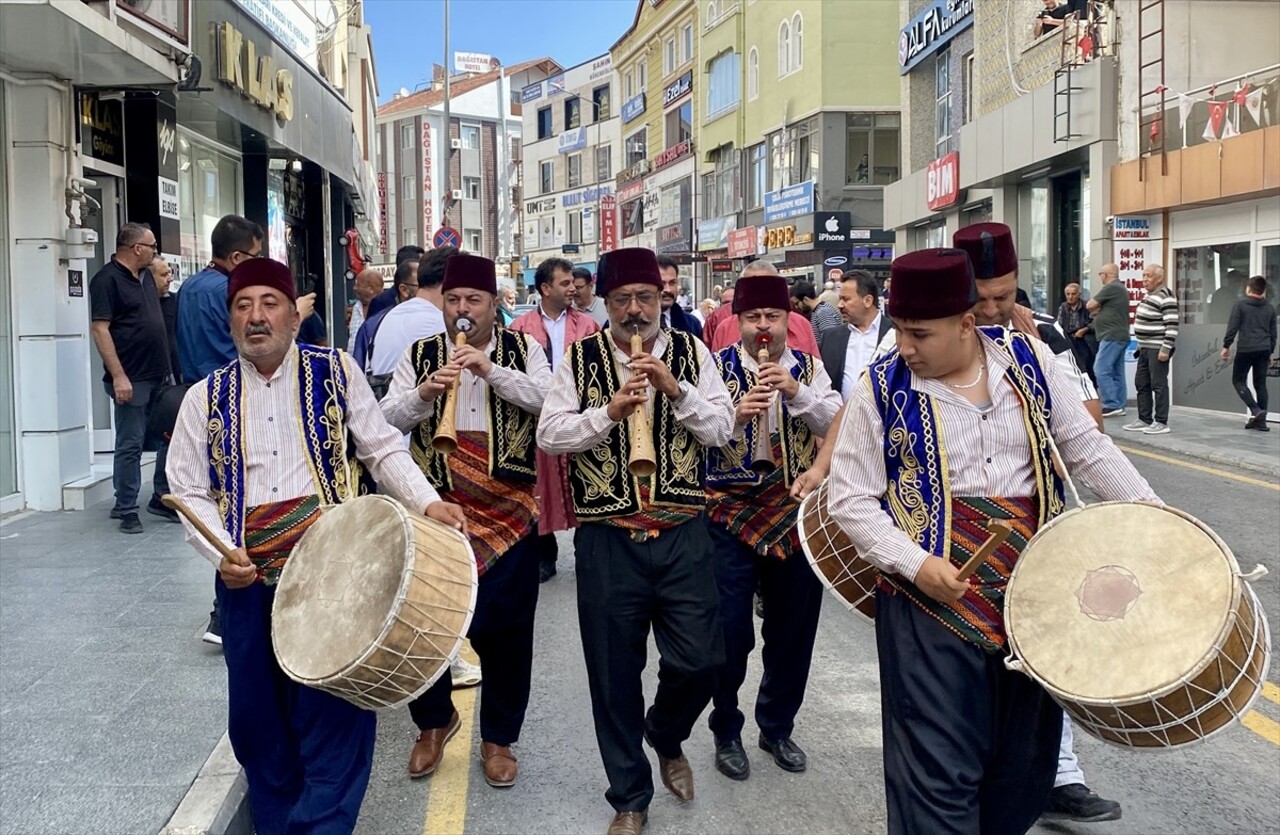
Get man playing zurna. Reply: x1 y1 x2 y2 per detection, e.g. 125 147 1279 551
704 272 842 781
825 248 1159 834
537 247 735 835
167 257 465 833
380 253 552 788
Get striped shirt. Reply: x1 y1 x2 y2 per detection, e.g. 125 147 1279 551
1133 285 1178 353
810 301 843 338
537 330 735 455
380 330 552 434
730 347 843 438
166 348 443 567
827 331 1159 583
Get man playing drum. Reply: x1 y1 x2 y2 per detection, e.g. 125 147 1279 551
537 247 735 835
167 258 466 833
380 253 552 787
704 273 842 780
825 249 1160 835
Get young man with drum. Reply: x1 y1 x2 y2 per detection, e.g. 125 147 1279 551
537 247 735 835
166 258 466 833
704 273 842 781
825 249 1160 835
381 253 552 787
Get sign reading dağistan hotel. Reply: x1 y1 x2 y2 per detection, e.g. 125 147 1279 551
899 0 974 74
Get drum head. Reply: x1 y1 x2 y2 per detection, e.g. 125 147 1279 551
272 495 411 681
1006 503 1238 702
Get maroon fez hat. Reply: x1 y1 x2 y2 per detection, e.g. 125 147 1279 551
885 248 978 321
953 222 1018 279
227 257 297 305
441 253 498 295
595 247 662 297
732 274 790 314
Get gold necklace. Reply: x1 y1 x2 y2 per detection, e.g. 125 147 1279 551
947 361 985 390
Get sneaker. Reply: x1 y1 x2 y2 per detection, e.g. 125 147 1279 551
146 495 180 523
451 657 482 688
1045 783 1122 822
109 506 124 520
1143 422 1171 435
538 561 557 583
119 513 143 534
1250 420 1271 433
201 612 223 646
1122 420 1150 432
1101 408 1126 417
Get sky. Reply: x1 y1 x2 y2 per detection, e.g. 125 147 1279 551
365 0 638 103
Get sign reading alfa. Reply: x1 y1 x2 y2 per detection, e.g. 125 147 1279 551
899 0 975 74
216 21 295 123
926 151 960 210
663 71 693 108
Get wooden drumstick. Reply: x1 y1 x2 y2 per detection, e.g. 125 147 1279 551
160 493 238 561
956 519 1014 581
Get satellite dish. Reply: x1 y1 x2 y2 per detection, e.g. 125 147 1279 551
398 87 410 98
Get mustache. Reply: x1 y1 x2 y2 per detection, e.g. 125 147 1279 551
622 316 652 330
245 324 272 337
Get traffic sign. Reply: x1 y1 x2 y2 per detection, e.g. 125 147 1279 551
433 226 461 249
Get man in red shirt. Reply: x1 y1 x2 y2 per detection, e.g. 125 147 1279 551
709 262 819 355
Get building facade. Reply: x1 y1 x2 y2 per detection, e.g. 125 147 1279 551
0 0 380 512
374 58 558 281
519 54 619 286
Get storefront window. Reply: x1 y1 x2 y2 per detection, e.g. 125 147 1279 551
177 131 242 282
1018 178 1050 312
1175 242 1251 326
0 85 15 498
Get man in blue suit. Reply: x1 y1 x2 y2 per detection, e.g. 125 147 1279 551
657 255 702 339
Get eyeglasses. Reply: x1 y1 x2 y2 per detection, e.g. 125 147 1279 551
608 292 659 309
235 250 262 260
135 241 159 252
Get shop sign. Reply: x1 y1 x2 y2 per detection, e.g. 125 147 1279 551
538 216 556 249
521 82 543 103
588 56 613 82
524 219 538 249
377 173 388 254
850 229 872 241
621 93 647 124
454 51 495 74
562 185 612 208
642 183 661 234
79 92 124 167
1114 216 1151 240
216 22 295 123
899 0 975 74
657 221 689 254
663 71 693 108
158 176 180 220
697 217 736 252
653 139 692 171
814 211 853 249
763 181 814 223
711 260 736 273
794 232 814 245
727 226 759 259
233 0 317 69
1114 239 1151 326
547 74 567 97
526 197 557 214
562 243 581 255
824 255 848 267
599 195 618 253
422 121 434 231
617 177 645 203
617 159 649 188
68 269 84 299
558 127 588 155
764 225 797 249
583 205 597 244
926 151 960 210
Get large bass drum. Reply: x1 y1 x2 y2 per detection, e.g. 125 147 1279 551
271 494 478 710
797 478 879 623
1004 502 1270 747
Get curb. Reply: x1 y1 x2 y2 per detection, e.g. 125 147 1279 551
161 732 251 835
1111 433 1280 480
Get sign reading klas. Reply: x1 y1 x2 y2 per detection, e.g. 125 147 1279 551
216 21 295 123
899 0 974 74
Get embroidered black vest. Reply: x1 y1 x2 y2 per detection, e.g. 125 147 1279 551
706 345 818 488
407 329 538 490
566 329 705 518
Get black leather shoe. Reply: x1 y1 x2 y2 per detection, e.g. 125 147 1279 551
539 561 557 583
714 737 750 781
757 734 806 773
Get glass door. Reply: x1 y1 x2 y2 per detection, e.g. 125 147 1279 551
0 82 16 499
1258 239 1279 419
83 173 122 453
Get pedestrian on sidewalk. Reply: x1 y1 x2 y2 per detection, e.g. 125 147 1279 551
1058 282 1098 387
167 257 465 833
1221 274 1277 431
88 222 173 535
1124 264 1178 435
1088 263 1130 417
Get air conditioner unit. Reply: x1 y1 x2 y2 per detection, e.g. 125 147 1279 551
450 189 464 201
450 138 463 150
637 160 652 174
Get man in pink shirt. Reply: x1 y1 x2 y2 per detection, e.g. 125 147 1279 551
710 262 819 355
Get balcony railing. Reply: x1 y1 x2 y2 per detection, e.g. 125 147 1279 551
1142 64 1280 157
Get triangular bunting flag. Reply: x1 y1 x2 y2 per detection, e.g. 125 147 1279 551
1178 94 1194 131
1245 88 1263 126
1222 115 1239 139
1205 101 1228 140
1233 83 1250 107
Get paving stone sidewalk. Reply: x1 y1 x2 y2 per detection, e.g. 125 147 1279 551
0 501 227 834
1104 405 1280 478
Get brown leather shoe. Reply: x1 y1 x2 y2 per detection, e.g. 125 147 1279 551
606 810 647 835
407 710 461 778
655 752 694 802
480 741 518 787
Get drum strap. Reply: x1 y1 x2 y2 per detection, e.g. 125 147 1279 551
881 495 1038 653
243 495 323 586
706 436 800 558
446 431 537 575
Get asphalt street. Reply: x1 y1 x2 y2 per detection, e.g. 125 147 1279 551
354 453 1280 835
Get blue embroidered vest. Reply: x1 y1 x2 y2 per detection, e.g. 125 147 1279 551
707 345 818 488
206 346 368 546
864 327 1065 556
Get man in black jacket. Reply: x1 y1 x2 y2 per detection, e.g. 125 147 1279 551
818 271 893 401
1221 275 1278 431
657 255 703 338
